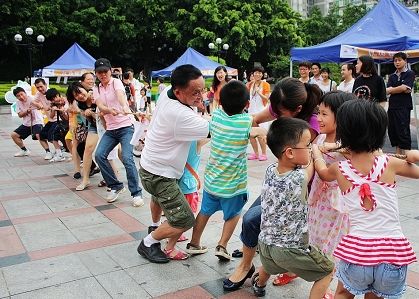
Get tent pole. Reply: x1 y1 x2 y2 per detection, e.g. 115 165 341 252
412 87 419 150
289 60 293 78
377 63 381 76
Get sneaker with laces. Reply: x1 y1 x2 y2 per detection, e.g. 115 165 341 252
44 152 53 160
106 187 126 203
14 149 30 157
132 195 144 207
49 154 65 163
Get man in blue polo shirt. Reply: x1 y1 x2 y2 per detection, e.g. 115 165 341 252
386 52 416 154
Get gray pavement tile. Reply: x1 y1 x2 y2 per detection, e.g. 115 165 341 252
397 186 419 199
0 183 33 197
96 270 151 298
399 199 419 219
2 197 52 219
26 178 67 193
125 258 223 297
200 278 227 298
53 174 69 178
0 253 30 268
103 241 150 269
60 211 110 229
0 169 13 181
40 192 90 213
10 277 111 299
95 204 117 211
75 248 122 276
69 222 125 242
14 218 66 234
0 270 10 298
19 229 78 252
0 220 12 227
21 164 67 178
129 230 147 241
14 219 78 251
2 254 91 295
7 168 30 180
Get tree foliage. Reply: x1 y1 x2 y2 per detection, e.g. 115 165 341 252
0 0 367 80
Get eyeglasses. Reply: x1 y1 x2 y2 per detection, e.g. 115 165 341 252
282 142 312 153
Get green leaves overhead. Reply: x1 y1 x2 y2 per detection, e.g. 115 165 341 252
1 0 368 80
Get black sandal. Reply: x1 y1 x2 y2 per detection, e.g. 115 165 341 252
98 180 107 187
232 249 243 258
252 273 266 297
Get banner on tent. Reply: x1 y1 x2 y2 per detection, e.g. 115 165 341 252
42 68 94 77
340 45 419 60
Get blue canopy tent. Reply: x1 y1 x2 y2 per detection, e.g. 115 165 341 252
42 43 96 77
151 47 238 78
290 0 419 64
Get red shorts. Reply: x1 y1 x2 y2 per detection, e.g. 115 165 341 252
184 192 199 213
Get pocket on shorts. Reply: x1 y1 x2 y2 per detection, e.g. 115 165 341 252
380 264 407 290
343 262 368 286
307 246 335 273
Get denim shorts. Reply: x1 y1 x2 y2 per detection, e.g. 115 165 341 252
200 190 247 220
336 260 407 299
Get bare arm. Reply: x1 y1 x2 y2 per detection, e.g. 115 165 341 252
386 85 411 94
252 106 276 126
393 150 419 179
312 144 338 182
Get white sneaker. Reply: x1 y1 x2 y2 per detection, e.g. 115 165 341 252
49 154 65 163
132 195 144 207
44 152 53 160
106 187 126 203
14 149 30 157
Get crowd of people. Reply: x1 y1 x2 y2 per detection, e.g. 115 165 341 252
9 52 419 298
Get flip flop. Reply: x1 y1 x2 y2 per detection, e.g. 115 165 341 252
177 234 188 242
272 273 298 286
164 248 189 260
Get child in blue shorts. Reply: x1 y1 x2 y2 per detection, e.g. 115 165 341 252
186 80 266 260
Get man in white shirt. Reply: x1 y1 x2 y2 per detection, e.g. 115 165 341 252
127 68 144 103
337 63 356 93
310 62 322 85
138 64 209 263
11 87 49 157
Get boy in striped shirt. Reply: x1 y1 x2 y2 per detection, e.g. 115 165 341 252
186 81 266 260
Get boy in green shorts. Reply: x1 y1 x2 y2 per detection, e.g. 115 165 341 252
186 80 266 260
252 117 333 298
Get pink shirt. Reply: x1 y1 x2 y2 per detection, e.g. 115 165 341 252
33 92 49 109
93 78 132 130
17 96 43 126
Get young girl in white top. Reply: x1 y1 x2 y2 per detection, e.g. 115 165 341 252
312 99 419 299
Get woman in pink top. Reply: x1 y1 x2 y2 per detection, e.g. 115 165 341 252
93 58 144 207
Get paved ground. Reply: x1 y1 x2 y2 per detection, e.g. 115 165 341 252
0 111 418 299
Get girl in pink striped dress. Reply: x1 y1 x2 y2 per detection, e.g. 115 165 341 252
312 100 419 299
308 92 351 257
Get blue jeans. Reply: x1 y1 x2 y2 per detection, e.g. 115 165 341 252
95 125 142 197
240 196 261 248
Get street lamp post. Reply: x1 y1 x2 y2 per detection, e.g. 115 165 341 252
14 27 45 78
208 38 229 63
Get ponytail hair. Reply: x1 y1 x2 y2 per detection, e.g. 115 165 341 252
299 83 321 121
